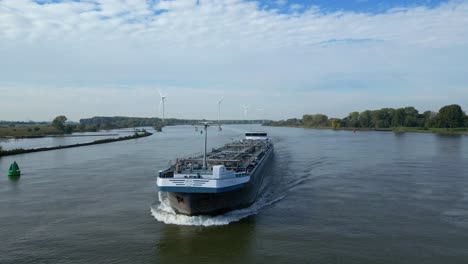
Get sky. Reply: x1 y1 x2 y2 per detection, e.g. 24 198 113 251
0 0 467 121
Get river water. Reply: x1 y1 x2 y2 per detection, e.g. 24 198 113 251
0 129 135 150
0 125 467 263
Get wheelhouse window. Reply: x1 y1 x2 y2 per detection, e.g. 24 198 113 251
245 133 267 137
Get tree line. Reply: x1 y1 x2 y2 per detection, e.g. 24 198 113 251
79 116 267 130
1 115 269 139
265 104 468 130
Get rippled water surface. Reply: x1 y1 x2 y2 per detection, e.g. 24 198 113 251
1 125 467 263
0 129 134 150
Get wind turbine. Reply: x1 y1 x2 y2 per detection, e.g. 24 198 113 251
217 97 224 129
158 90 167 124
242 105 249 120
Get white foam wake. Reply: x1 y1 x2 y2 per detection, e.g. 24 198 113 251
151 192 284 226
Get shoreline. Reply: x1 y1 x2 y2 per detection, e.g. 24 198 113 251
0 134 120 139
0 132 152 157
265 125 468 135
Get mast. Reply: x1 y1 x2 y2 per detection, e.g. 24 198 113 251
217 97 224 128
203 122 208 171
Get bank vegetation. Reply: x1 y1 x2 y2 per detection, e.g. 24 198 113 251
265 104 468 134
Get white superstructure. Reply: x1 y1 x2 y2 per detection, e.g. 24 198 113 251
157 132 272 194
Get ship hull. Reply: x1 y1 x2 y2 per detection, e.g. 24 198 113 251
164 147 273 216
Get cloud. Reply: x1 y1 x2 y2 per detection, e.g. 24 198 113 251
0 0 467 120
275 0 287 6
289 3 303 11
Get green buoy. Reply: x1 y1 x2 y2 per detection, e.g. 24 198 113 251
8 161 21 177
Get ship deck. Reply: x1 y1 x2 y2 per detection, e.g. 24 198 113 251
174 140 270 173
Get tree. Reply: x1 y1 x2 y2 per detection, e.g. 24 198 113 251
78 123 86 131
375 108 394 128
52 115 67 132
435 104 465 128
312 114 328 126
359 110 372 128
64 124 76 134
346 112 360 127
302 115 314 127
392 108 406 127
370 110 379 128
302 114 328 127
330 118 341 129
422 111 437 128
403 107 419 127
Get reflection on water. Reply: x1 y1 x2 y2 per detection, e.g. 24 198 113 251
436 134 463 155
8 175 20 184
157 218 256 263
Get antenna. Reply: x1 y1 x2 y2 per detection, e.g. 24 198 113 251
218 97 224 127
158 90 167 124
202 122 209 171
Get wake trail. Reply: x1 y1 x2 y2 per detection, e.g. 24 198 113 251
151 192 285 226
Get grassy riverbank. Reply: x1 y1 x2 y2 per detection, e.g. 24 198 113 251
0 124 66 138
0 132 152 157
391 127 468 134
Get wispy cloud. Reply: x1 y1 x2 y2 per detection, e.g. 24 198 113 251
0 0 467 120
289 3 303 11
275 0 288 6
